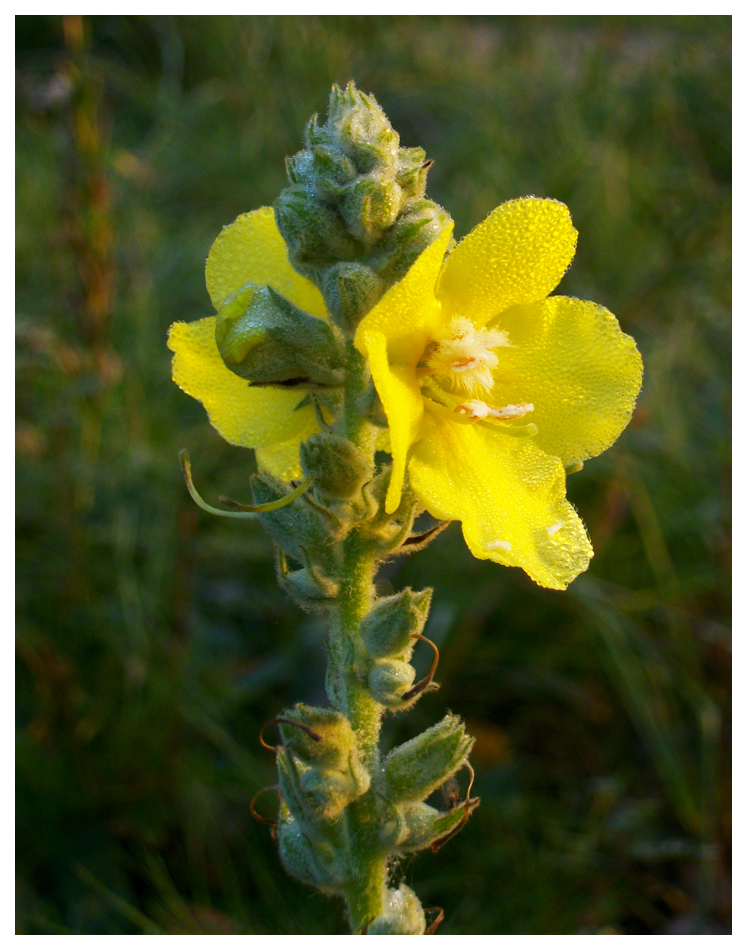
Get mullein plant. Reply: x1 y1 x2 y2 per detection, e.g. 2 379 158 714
168 83 643 934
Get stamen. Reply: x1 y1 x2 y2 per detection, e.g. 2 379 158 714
425 316 511 396
455 401 534 421
451 357 478 371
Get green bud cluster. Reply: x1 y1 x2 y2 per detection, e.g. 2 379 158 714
275 82 453 331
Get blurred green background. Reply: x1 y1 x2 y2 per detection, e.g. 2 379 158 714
16 15 730 935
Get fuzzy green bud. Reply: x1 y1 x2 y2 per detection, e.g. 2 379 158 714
300 432 373 500
395 147 429 202
320 262 386 331
274 186 361 275
276 707 371 822
360 588 432 659
278 704 355 769
367 885 426 935
371 198 453 288
340 174 402 244
367 659 416 707
215 282 344 388
384 713 474 804
277 815 343 893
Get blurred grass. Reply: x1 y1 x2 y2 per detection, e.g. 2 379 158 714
16 15 730 935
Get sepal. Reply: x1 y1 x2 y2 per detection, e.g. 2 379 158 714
396 800 478 853
383 713 473 803
320 262 386 331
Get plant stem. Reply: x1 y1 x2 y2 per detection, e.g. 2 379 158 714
331 346 388 932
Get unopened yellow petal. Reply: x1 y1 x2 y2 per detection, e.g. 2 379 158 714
437 198 577 328
168 317 318 449
408 415 592 589
364 331 424 513
490 297 643 467
205 207 328 318
256 436 305 481
355 226 453 366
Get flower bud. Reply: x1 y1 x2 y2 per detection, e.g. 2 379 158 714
274 187 360 276
277 815 343 893
367 885 426 935
299 768 361 819
367 659 416 707
215 282 344 388
384 713 473 804
395 147 428 202
320 262 386 331
276 710 371 822
360 588 432 659
340 175 402 244
278 704 355 769
300 432 373 500
372 198 453 288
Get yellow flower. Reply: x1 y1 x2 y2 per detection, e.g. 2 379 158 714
168 207 329 481
354 197 643 590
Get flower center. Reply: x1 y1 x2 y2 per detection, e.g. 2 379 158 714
423 316 511 396
419 317 537 436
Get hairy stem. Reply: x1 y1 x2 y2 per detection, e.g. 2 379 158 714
332 351 388 932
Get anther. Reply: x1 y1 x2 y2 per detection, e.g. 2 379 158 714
451 357 478 372
455 401 534 421
401 633 440 702
259 717 323 752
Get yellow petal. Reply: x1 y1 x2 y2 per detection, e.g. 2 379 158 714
256 436 305 481
205 207 328 318
436 198 577 328
364 331 424 513
355 225 453 366
168 317 318 449
408 414 593 589
490 297 643 467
